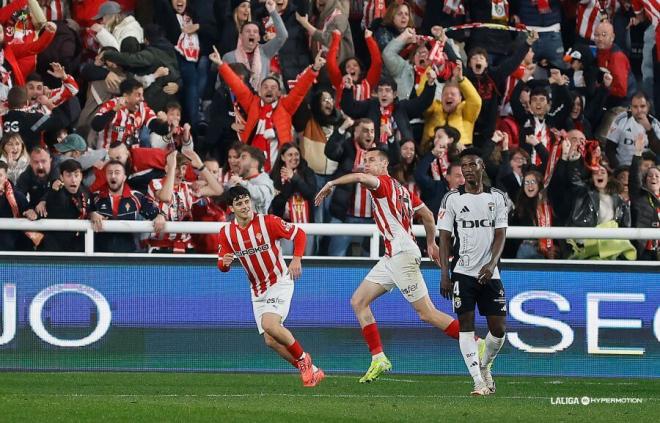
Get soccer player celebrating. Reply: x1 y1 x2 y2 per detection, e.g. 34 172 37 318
437 148 509 396
217 186 325 388
315 147 460 383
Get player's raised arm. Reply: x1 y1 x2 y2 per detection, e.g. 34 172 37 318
314 173 379 206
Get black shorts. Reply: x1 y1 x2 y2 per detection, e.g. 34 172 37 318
451 272 507 316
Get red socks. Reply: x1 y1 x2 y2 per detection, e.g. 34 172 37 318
286 340 304 361
443 319 460 340
361 323 384 355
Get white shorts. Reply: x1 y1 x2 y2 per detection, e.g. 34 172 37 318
364 253 428 303
252 281 294 334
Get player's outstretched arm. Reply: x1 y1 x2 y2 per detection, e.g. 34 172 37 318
314 173 379 206
439 230 453 299
415 205 440 265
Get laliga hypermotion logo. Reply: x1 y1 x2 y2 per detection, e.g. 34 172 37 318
0 283 111 348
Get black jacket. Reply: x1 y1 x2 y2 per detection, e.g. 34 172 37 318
466 35 530 147
324 129 400 221
629 155 660 255
414 152 450 216
510 80 572 150
157 0 216 56
40 187 92 252
3 108 67 150
0 187 28 251
16 166 59 209
564 160 631 228
91 185 161 252
270 165 317 222
340 82 435 143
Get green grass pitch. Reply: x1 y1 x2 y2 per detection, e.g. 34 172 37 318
0 372 657 422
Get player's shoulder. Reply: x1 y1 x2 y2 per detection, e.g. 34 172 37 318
440 188 461 208
488 186 509 202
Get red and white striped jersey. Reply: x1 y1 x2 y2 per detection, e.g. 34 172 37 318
576 0 614 41
43 0 68 21
349 147 372 218
146 178 198 250
369 174 424 257
95 98 157 149
218 214 302 297
28 73 79 114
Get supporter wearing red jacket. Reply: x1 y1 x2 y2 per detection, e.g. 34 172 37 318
210 47 324 172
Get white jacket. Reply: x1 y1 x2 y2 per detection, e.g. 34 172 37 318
96 16 144 50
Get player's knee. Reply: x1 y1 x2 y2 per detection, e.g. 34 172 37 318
261 318 277 335
350 293 366 312
490 325 506 338
263 333 278 348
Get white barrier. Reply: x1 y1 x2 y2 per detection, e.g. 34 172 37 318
0 218 657 258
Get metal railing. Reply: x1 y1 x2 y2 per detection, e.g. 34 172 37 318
0 218 657 258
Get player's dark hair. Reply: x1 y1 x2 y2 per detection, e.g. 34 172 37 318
367 146 389 160
227 186 251 205
59 159 83 174
459 147 483 160
120 78 143 95
0 161 8 172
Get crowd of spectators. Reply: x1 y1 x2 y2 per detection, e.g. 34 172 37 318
0 0 657 260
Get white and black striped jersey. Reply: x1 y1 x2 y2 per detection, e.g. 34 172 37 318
437 186 509 279
606 111 660 166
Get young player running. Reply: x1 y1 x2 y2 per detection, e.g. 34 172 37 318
438 149 509 396
218 186 324 387
315 147 461 383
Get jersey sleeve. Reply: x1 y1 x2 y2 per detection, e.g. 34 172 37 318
368 175 391 198
267 214 300 241
410 189 424 212
437 192 457 232
96 98 117 115
494 191 509 229
143 104 157 126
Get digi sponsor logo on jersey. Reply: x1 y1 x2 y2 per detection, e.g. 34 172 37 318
459 218 495 228
234 243 271 257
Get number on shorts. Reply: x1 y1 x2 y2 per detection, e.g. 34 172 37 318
453 281 460 296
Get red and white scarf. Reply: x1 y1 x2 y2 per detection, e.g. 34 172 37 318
253 101 277 172
536 198 554 255
431 155 448 180
379 104 394 144
175 13 200 62
234 38 263 91
2 179 43 245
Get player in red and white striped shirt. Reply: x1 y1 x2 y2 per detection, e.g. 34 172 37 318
91 79 169 149
315 147 462 383
217 186 325 387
